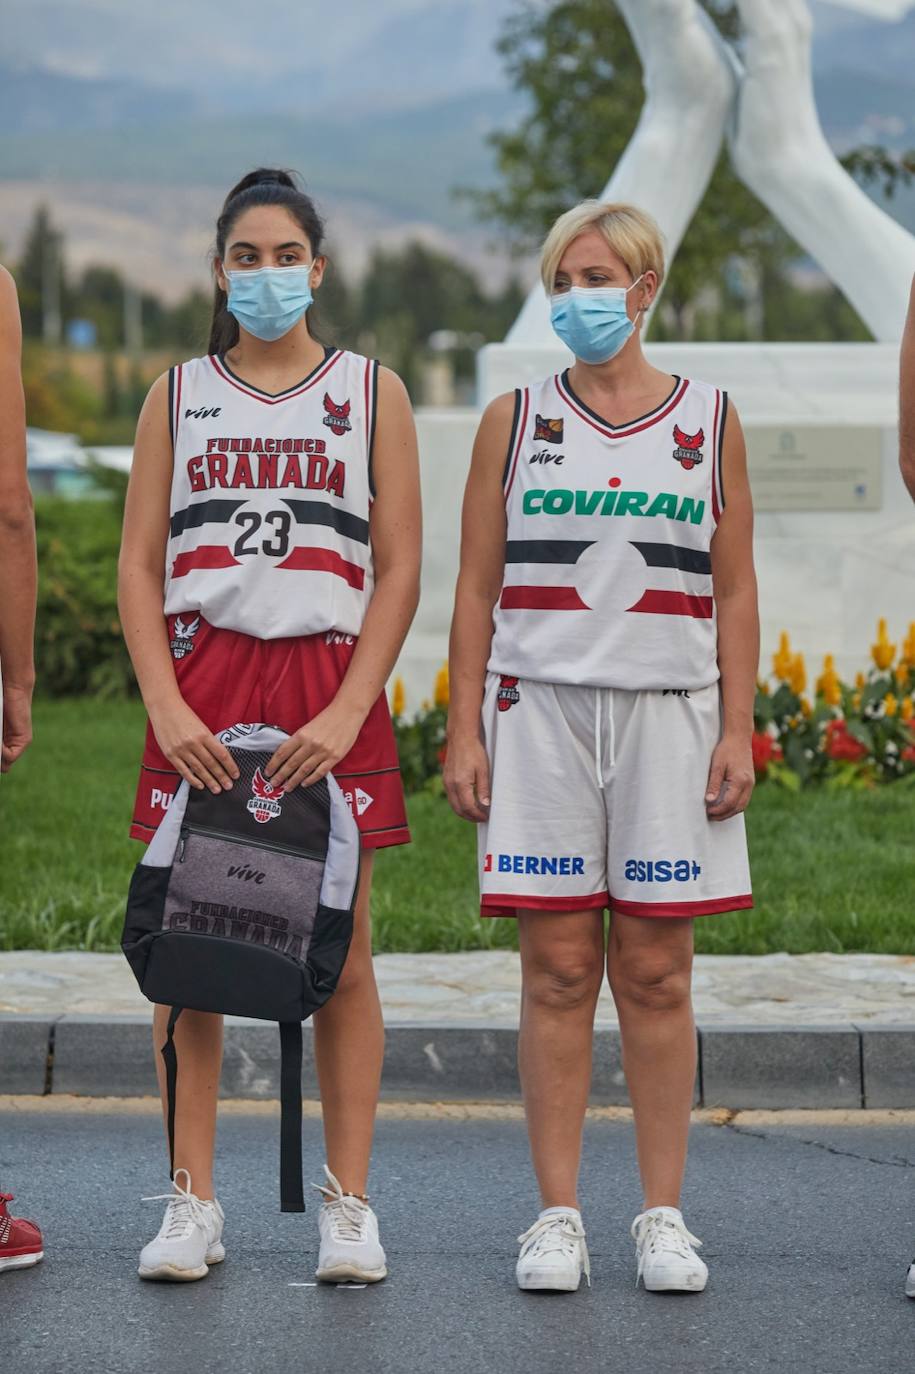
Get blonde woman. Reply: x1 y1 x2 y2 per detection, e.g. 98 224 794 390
445 202 757 1293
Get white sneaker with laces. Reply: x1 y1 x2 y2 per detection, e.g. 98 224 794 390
138 1168 225 1282
313 1166 387 1283
631 1206 707 1293
906 1261 915 1298
516 1207 591 1292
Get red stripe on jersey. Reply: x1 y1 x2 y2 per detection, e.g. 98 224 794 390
611 894 753 918
504 389 530 500
500 585 589 611
172 545 239 578
627 589 713 618
555 374 689 440
208 351 343 405
276 546 366 589
710 388 722 523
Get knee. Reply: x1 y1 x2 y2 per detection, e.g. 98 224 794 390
333 942 375 999
612 952 691 1013
524 956 602 1014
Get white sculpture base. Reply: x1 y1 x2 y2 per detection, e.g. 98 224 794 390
393 341 913 712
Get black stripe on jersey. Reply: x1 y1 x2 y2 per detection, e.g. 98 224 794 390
368 359 380 501
167 367 176 448
717 391 729 509
502 390 523 488
170 499 247 538
630 542 712 575
281 499 370 545
505 539 594 565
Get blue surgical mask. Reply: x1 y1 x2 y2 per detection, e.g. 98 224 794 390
549 276 644 365
224 264 315 342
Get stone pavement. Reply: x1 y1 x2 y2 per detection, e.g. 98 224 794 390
3 948 915 1023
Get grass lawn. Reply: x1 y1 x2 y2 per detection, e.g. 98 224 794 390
1 698 914 955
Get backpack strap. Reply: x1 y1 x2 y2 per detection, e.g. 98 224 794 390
161 1005 183 1181
279 1021 305 1212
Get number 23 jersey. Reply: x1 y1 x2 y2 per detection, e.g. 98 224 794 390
163 348 378 639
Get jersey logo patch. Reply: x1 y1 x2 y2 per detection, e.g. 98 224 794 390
323 393 352 436
533 415 563 444
247 768 287 824
170 614 200 660
672 425 704 469
497 676 521 711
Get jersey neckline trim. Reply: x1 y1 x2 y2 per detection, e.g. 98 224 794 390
555 371 687 439
210 346 342 403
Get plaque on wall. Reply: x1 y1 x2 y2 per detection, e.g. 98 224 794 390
745 427 883 512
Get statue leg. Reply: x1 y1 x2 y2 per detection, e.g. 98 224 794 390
729 0 915 340
507 0 736 345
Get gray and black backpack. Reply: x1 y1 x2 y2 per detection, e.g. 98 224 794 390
122 722 360 1211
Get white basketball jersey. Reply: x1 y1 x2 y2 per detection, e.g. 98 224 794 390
163 349 377 639
488 372 727 691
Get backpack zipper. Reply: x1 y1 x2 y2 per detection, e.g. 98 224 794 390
178 823 325 864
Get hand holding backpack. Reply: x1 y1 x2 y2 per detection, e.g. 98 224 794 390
122 722 360 1211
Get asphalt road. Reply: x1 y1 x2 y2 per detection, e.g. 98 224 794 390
2 1106 914 1374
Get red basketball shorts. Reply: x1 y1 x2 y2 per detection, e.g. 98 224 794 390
131 614 410 850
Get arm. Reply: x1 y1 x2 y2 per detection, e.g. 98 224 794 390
443 393 514 822
266 365 422 789
707 400 759 820
0 266 37 772
900 276 915 503
118 373 238 793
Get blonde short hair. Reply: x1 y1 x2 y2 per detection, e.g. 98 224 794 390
540 201 666 294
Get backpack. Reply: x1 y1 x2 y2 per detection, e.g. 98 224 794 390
121 722 360 1211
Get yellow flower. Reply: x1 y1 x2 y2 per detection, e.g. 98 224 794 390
902 696 914 722
903 622 915 667
757 681 770 697
421 699 431 711
884 692 898 717
788 652 806 696
772 630 793 681
800 697 812 718
852 691 862 710
855 671 866 690
895 663 909 688
434 663 450 710
391 676 406 717
816 654 842 707
871 617 896 671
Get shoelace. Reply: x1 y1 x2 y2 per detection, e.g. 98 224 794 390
631 1210 703 1284
312 1166 371 1244
142 1168 211 1242
517 1213 592 1286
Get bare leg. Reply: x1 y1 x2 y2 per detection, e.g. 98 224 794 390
607 913 695 1209
152 1006 223 1202
517 910 605 1208
508 0 735 345
312 851 382 1196
729 0 915 339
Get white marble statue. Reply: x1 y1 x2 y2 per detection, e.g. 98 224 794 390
508 0 915 345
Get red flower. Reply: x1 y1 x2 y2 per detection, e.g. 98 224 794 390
901 744 915 763
751 731 781 775
437 744 448 767
824 718 868 762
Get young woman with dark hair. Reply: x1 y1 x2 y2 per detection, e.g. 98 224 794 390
119 169 421 1283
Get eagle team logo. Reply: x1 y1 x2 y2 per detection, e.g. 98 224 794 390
497 676 521 712
323 393 352 436
672 425 705 469
534 414 563 444
247 768 286 824
170 614 200 660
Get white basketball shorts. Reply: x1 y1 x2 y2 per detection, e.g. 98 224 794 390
478 674 752 919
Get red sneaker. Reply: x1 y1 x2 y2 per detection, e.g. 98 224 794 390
0 1193 44 1272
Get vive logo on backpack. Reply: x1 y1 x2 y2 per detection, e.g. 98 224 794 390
227 863 266 884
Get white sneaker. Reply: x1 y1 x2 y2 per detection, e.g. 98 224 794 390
313 1166 387 1283
138 1169 226 1282
631 1206 707 1293
906 1261 915 1298
516 1208 591 1292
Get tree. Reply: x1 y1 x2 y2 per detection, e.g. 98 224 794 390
467 0 875 341
15 205 67 342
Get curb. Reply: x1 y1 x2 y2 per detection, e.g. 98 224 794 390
4 1014 915 1108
